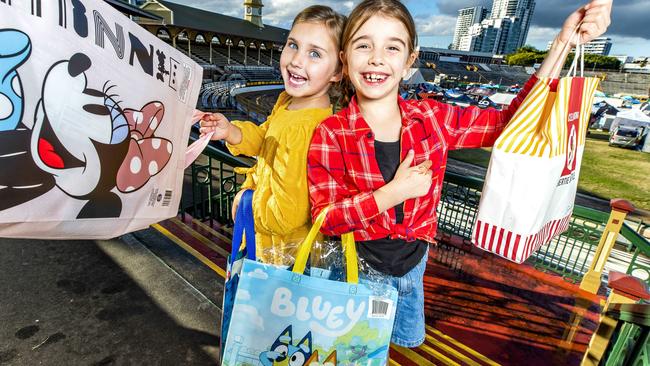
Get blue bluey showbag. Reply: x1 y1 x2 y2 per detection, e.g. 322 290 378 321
221 189 256 356
221 208 398 366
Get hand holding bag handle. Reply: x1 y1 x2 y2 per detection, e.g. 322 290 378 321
184 110 214 168
292 206 359 284
548 22 585 78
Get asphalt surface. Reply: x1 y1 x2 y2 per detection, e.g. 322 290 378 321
0 230 222 366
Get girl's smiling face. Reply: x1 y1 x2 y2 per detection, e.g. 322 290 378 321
280 21 341 101
344 14 416 103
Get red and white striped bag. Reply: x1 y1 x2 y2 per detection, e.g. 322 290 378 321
472 40 600 263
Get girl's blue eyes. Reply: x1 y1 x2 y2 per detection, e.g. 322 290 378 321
287 43 320 58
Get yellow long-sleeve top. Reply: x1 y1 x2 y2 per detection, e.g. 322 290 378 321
226 92 332 264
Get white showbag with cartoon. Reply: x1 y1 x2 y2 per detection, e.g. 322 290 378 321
0 0 202 239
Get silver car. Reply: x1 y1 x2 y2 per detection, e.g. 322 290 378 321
609 126 643 148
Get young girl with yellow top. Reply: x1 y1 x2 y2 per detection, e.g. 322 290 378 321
199 6 346 264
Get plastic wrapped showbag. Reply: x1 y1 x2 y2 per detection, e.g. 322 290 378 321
261 238 395 299
222 207 398 366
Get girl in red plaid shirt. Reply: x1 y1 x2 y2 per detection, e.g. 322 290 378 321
307 0 612 348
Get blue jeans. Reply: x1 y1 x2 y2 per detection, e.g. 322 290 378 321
387 249 428 348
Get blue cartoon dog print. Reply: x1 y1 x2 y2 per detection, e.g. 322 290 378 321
260 325 312 366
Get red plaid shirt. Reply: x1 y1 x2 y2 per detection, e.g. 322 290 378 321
307 75 539 243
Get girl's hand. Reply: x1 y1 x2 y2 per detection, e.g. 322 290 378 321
537 0 612 78
558 0 612 47
199 113 231 141
391 149 433 201
372 150 433 213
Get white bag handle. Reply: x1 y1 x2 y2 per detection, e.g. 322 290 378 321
567 26 585 77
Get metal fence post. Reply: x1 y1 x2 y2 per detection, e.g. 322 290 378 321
580 199 636 294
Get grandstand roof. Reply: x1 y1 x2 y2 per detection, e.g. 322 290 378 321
107 0 163 20
420 47 494 58
158 0 289 44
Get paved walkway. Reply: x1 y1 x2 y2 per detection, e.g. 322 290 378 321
0 232 221 366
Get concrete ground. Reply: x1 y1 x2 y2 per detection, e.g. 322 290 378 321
0 229 223 366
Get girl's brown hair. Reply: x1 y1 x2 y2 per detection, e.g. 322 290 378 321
337 0 418 108
292 5 347 51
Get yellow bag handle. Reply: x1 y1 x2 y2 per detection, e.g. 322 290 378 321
293 207 359 284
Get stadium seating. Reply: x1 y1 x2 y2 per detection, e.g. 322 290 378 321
199 81 246 110
224 65 280 81
419 61 532 86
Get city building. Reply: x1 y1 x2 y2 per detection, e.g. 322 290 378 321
584 37 612 55
452 6 489 50
454 0 535 55
546 36 613 56
490 0 535 49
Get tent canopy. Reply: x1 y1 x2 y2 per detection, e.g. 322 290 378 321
611 109 650 132
592 101 619 116
403 68 426 85
489 93 517 106
444 92 475 104
617 109 650 123
468 87 496 96
479 96 498 108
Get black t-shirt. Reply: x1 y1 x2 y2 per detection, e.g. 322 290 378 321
356 140 428 277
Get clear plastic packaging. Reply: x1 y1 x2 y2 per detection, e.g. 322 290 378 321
261 238 396 298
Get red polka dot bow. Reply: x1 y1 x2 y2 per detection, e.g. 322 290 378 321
116 101 173 193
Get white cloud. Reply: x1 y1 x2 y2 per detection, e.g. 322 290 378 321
248 268 269 280
414 14 457 37
238 289 251 301
234 304 264 330
179 0 360 29
524 26 650 57
179 0 241 17
525 26 560 49
262 0 359 27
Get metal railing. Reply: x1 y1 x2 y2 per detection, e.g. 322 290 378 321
622 225 650 284
184 135 650 287
435 172 650 286
602 303 650 366
181 134 251 225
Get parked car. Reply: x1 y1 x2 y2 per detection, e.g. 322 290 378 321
609 125 644 148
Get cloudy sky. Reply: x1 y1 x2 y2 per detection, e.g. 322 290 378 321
175 0 650 57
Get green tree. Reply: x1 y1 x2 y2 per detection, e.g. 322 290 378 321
506 46 546 66
506 52 545 66
563 53 621 70
517 45 541 53
505 45 621 70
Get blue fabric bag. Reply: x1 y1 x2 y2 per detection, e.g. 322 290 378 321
221 207 398 366
220 189 256 356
